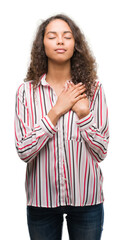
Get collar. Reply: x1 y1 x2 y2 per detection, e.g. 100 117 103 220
40 73 49 86
40 73 72 88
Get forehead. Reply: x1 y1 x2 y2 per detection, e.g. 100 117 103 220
45 19 72 32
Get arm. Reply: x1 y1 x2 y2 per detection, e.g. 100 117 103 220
76 82 109 163
14 83 58 163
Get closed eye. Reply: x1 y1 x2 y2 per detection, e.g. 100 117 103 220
48 37 72 39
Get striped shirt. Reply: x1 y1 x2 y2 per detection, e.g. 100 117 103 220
14 73 109 208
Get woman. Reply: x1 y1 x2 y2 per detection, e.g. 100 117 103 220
14 14 109 240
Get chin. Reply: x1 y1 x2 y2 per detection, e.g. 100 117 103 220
54 55 72 63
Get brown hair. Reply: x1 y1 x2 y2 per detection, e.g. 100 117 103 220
24 14 98 98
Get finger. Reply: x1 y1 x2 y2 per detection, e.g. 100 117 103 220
75 94 85 101
79 86 86 91
70 82 86 89
76 82 85 86
67 81 73 88
82 93 87 98
72 87 86 97
68 82 86 94
62 86 68 92
70 81 74 85
68 81 79 89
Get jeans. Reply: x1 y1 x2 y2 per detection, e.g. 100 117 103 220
27 203 104 240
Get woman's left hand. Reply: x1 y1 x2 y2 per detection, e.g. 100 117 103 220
67 81 90 119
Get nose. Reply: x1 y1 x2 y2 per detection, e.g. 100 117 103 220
56 35 64 45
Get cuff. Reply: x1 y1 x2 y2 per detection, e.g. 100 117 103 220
76 112 94 131
40 114 58 137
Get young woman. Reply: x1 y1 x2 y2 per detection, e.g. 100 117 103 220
14 14 109 240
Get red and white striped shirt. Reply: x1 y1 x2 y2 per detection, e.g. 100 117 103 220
14 73 109 208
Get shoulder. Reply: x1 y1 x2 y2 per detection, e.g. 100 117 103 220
90 80 105 109
16 80 34 95
94 79 102 91
16 81 34 103
93 79 106 97
91 79 102 100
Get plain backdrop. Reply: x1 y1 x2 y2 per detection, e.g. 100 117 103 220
0 0 124 239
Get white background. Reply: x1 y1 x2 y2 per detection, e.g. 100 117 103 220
0 0 124 239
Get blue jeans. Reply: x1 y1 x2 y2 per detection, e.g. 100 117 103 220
27 203 104 240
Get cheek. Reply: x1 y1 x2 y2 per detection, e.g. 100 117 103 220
44 41 54 56
67 42 75 56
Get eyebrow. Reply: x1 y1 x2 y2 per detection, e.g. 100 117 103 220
46 31 73 35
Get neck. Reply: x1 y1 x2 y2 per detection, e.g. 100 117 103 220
46 60 71 85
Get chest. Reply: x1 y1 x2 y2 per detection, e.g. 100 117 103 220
26 85 83 141
48 84 64 97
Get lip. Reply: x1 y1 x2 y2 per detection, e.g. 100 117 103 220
55 48 66 53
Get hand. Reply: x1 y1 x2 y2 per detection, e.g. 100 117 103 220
54 82 85 116
67 81 90 119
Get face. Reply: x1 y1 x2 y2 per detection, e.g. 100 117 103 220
43 19 75 63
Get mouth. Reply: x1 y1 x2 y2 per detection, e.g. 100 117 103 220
55 48 67 53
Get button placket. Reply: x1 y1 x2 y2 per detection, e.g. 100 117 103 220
52 91 57 105
58 119 67 203
62 159 67 182
62 177 67 181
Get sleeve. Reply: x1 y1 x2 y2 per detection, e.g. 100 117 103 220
76 82 109 163
14 83 58 163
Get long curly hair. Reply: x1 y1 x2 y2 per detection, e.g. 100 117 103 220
24 14 98 98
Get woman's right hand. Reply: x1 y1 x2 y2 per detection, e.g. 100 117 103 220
54 82 86 116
